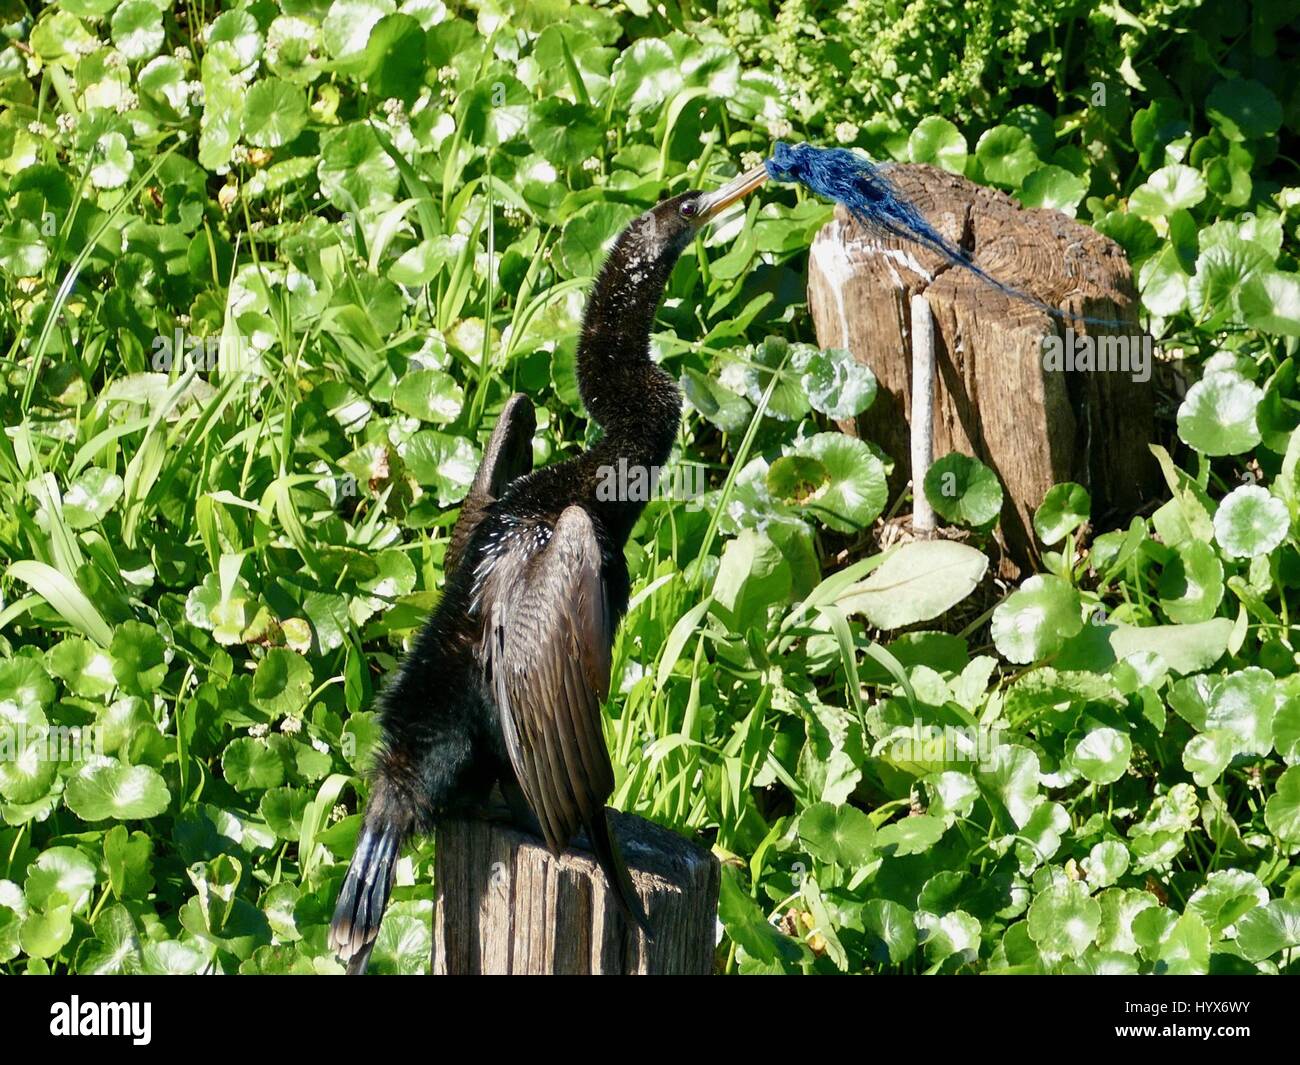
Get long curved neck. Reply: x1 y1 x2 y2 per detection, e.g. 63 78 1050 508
576 231 683 471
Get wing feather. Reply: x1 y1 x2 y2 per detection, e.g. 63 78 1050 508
446 394 534 575
481 505 616 853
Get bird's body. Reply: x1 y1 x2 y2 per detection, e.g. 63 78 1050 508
329 167 769 973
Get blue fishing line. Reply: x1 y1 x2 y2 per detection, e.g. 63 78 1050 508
764 141 1132 330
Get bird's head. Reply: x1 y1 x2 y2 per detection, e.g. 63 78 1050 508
618 163 770 271
578 162 769 452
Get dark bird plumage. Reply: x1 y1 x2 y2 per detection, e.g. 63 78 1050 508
329 170 767 973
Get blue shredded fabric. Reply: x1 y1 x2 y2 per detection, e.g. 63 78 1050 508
764 141 1127 328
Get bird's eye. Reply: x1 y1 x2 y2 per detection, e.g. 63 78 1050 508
680 200 698 219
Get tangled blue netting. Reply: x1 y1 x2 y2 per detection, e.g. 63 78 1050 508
765 142 1127 328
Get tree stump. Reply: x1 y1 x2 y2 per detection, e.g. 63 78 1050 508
432 810 719 974
807 163 1158 570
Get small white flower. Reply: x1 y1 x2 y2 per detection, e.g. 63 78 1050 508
311 737 330 754
248 723 269 738
834 121 860 144
767 118 793 139
279 716 303 735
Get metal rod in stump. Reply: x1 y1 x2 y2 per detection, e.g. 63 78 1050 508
432 810 719 974
807 163 1157 570
909 293 936 536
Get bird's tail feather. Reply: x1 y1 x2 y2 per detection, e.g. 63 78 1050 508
587 812 652 938
329 820 402 975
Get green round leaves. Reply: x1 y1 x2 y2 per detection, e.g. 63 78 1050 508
1072 727 1132 784
391 369 464 424
992 574 1083 663
322 0 390 62
555 202 638 279
1018 165 1087 214
1234 899 1300 963
767 433 888 533
1177 373 1263 456
528 100 602 168
26 847 97 913
1169 667 1276 758
63 467 124 529
242 78 308 148
207 9 262 69
3 0 1300 982
1033 482 1090 545
111 1 164 64
1085 841 1131 888
1214 485 1289 558
975 125 1038 188
1206 78 1282 142
1265 765 1300 844
798 802 876 867
1027 881 1100 958
317 123 398 210
65 762 171 821
611 38 681 114
90 133 134 190
796 347 876 420
251 649 313 717
1129 164 1207 219
923 453 1003 528
221 738 286 793
1182 730 1236 786
1157 539 1224 623
908 116 967 173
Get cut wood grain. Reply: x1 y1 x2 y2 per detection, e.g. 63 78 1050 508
807 163 1158 569
432 810 719 975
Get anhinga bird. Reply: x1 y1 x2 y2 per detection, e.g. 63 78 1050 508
329 163 770 973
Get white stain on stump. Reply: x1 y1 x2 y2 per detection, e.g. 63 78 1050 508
806 163 1157 569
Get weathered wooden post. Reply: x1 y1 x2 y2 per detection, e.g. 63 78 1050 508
807 163 1158 570
432 810 719 974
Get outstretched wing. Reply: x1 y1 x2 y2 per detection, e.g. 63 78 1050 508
480 505 615 851
446 393 535 575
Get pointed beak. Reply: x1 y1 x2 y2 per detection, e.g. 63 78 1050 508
697 163 769 222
